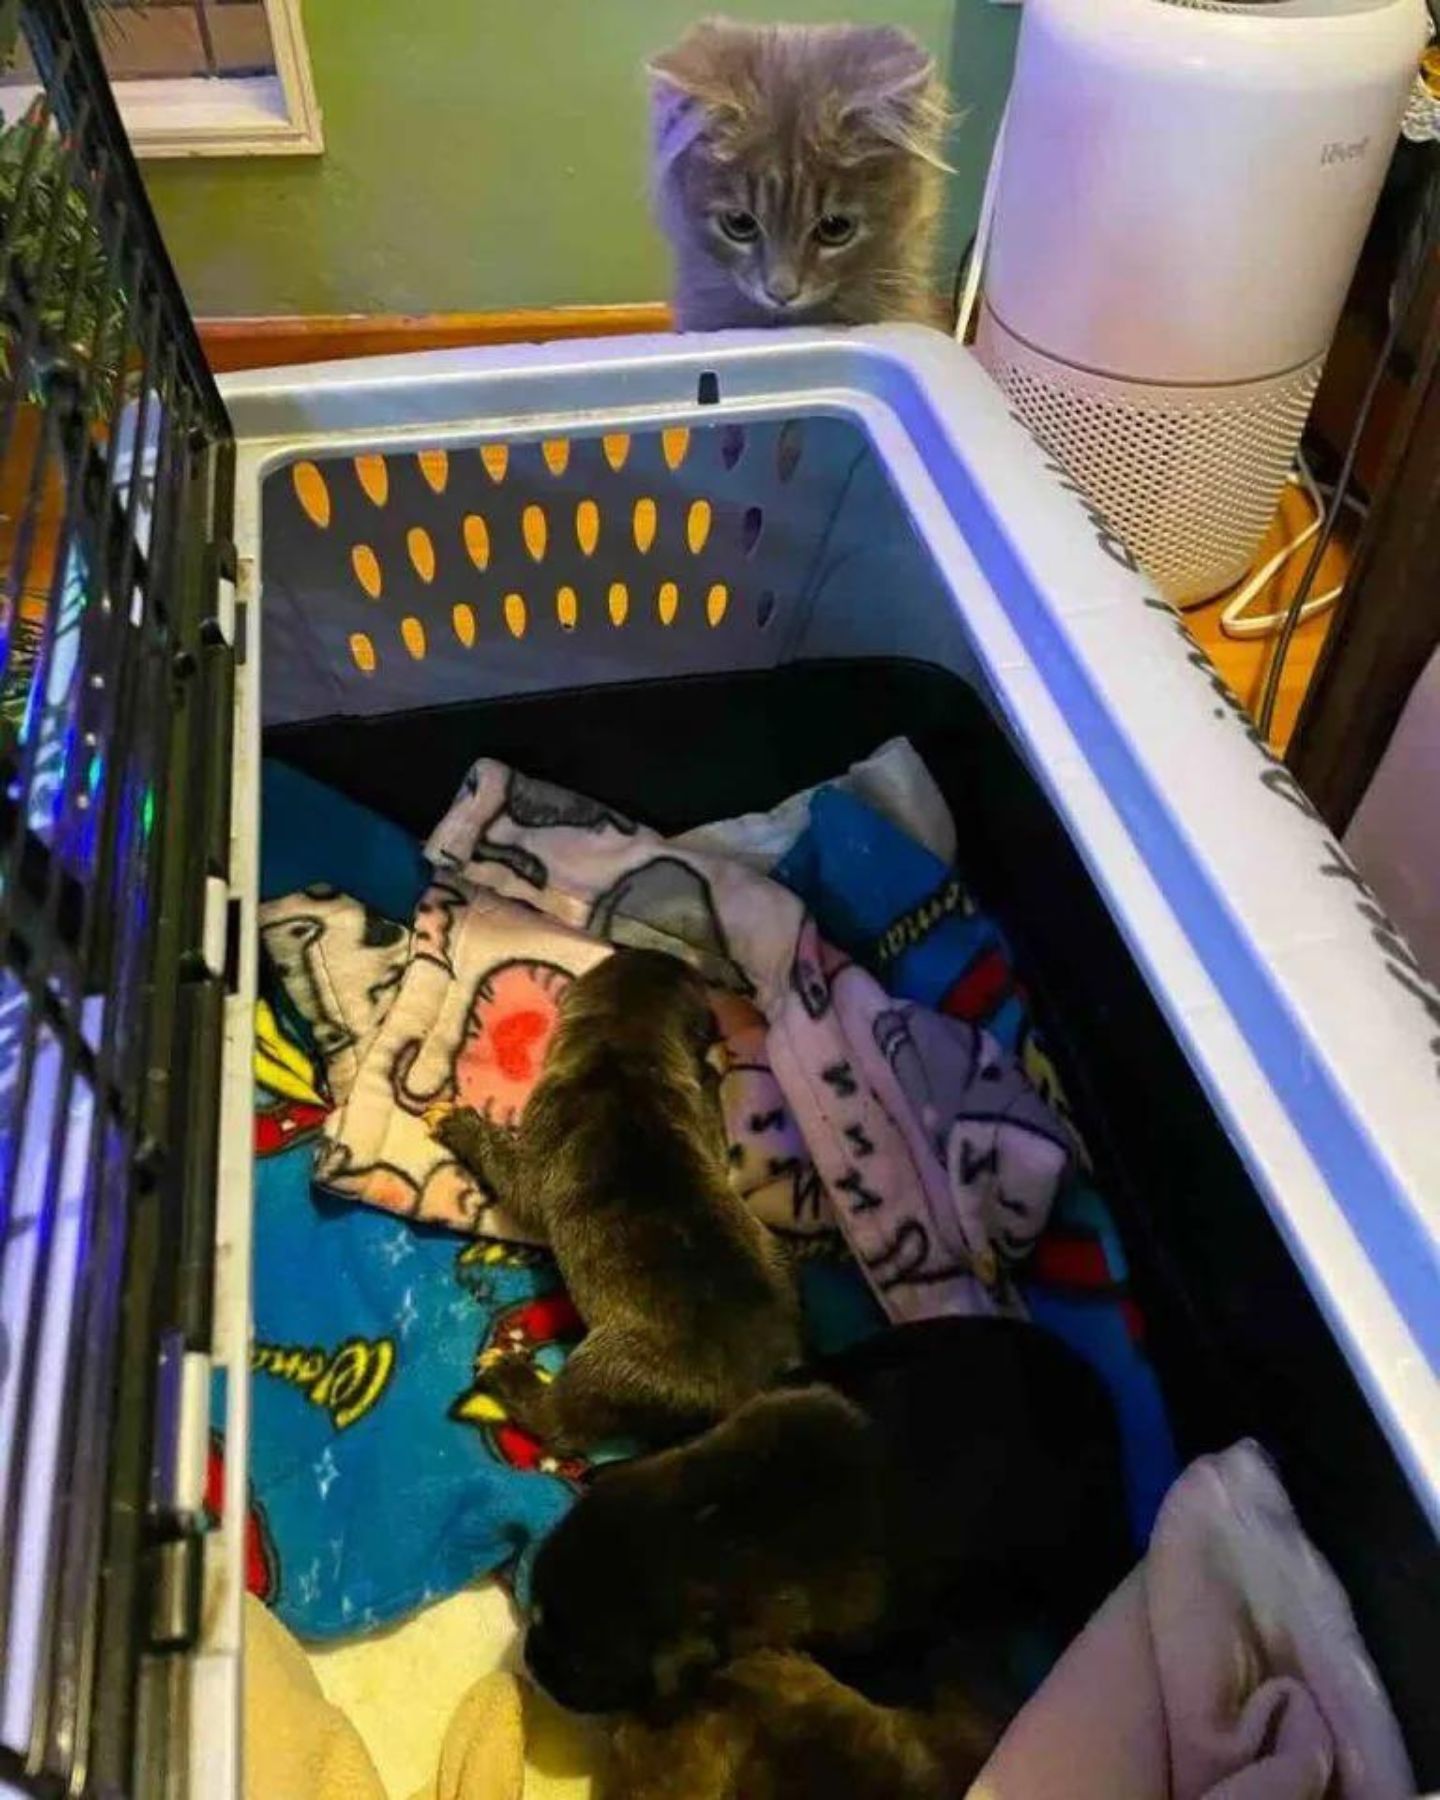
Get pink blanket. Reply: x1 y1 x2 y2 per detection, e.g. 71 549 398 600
970 1441 1415 1800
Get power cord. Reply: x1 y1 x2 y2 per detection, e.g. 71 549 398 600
954 102 1008 345
1218 453 1367 641
950 233 976 338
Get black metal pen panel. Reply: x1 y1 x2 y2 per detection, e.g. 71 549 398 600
0 3 234 1794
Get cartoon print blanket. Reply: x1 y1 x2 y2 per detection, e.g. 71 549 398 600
424 762 1076 1322
258 884 828 1245
234 763 887 1640
237 750 1176 1641
257 737 956 1252
758 779 1178 1540
239 991 881 1642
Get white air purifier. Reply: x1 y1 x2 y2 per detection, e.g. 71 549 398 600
974 0 1426 606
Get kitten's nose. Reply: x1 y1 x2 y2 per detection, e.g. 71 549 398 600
764 268 802 308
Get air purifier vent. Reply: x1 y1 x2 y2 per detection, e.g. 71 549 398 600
980 307 1322 604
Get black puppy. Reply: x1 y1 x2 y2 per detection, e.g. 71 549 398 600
433 949 801 1453
524 1316 1130 1715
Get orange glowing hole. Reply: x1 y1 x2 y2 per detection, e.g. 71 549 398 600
407 526 436 584
292 461 331 529
355 455 388 507
351 544 382 600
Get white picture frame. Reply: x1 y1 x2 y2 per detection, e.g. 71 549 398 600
1 0 323 160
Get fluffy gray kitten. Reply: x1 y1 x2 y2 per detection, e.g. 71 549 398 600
650 19 951 331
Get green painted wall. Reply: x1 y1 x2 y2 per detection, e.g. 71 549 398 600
143 1 1019 317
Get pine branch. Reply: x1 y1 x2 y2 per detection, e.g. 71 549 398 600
0 104 128 420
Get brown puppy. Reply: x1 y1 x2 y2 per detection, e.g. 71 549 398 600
523 1317 1129 1716
433 949 801 1453
606 1648 1005 1800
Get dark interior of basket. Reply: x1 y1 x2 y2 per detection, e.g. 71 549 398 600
259 415 1440 1778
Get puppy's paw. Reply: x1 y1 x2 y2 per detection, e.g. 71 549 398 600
427 1101 475 1147
474 1352 551 1419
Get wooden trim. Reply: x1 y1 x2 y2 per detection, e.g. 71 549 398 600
1288 247 1440 832
198 305 673 373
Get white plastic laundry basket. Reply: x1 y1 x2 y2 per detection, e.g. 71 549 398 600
203 325 1440 1796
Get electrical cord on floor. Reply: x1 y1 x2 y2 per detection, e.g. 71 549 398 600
1254 238 1427 741
1219 453 1368 641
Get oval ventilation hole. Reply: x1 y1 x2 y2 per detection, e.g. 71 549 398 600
756 589 776 629
686 500 712 556
556 586 579 630
292 460 331 529
407 526 436 584
480 444 509 484
400 616 427 660
354 455 389 508
719 424 746 471
522 504 548 562
349 631 377 674
351 544 382 600
418 449 449 494
662 427 690 471
463 513 491 572
741 506 763 556
657 581 679 627
603 433 630 473
542 439 571 477
706 583 729 627
633 498 657 555
504 592 528 638
452 603 476 648
776 420 804 484
575 500 600 557
608 581 629 627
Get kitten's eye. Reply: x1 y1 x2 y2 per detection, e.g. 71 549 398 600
814 213 857 248
718 209 761 244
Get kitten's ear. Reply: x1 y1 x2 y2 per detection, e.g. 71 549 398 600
838 26 953 171
648 19 748 170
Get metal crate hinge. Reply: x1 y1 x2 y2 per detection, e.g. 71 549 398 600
197 873 245 995
207 572 238 650
202 534 239 644
149 1329 212 1525
146 1537 205 1654
145 1331 210 1655
199 873 229 982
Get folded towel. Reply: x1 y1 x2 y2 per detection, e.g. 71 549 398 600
244 1592 534 1800
244 1594 389 1800
969 1441 1415 1800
